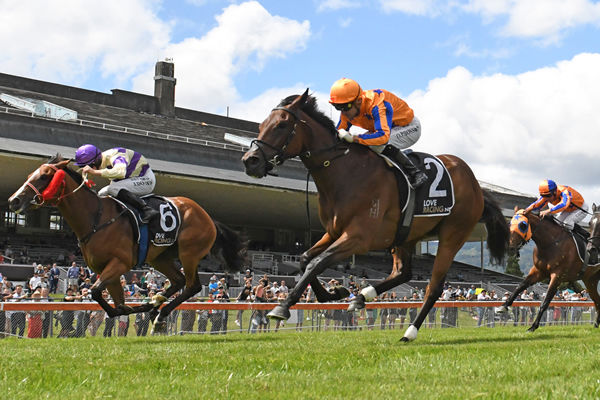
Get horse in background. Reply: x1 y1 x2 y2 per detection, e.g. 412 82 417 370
8 155 247 332
241 90 509 342
499 207 600 330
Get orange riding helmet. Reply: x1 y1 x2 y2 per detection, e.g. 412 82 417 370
538 179 557 197
329 78 362 105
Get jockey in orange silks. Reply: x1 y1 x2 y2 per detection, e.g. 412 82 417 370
329 78 427 188
524 179 588 231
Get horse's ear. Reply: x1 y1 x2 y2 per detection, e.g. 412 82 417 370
514 206 519 213
593 203 597 212
56 159 70 169
299 88 309 105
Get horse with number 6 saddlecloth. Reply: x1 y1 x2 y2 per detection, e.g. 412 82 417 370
8 155 247 333
500 207 600 330
241 89 509 342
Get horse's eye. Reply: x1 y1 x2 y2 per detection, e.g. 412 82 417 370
277 121 288 130
39 174 50 182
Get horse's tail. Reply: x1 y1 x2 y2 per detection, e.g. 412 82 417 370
480 190 510 265
211 220 248 272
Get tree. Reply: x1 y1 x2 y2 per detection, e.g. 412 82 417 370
505 254 523 277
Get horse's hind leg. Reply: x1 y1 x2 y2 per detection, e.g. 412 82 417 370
528 273 560 332
349 245 412 311
153 245 208 332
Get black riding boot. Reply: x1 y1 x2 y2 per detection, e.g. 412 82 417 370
116 190 159 223
382 146 428 188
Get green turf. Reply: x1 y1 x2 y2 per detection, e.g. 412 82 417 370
1 325 599 399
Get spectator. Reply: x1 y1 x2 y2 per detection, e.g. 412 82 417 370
8 284 26 337
499 292 511 326
477 289 491 327
408 292 420 324
26 290 43 338
67 262 79 292
74 288 92 337
279 280 289 295
28 272 42 293
388 292 399 329
58 287 80 337
49 263 60 294
144 268 158 287
0 251 4 264
235 280 253 328
40 287 53 338
208 275 219 296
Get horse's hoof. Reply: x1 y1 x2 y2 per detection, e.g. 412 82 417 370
526 326 537 333
497 306 508 314
151 318 168 335
333 285 350 299
347 295 365 312
267 305 290 320
402 325 418 342
150 294 167 307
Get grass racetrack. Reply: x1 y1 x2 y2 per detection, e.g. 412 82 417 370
2 325 600 399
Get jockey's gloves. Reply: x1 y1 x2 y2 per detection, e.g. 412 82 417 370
338 129 353 143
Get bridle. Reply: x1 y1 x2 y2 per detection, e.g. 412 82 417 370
26 163 89 206
251 105 349 173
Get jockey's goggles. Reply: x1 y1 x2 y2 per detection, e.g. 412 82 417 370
332 102 353 112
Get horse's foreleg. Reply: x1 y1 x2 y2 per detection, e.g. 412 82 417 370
582 267 600 328
90 259 130 318
268 233 362 321
499 271 539 313
90 278 121 318
298 234 344 303
528 273 560 332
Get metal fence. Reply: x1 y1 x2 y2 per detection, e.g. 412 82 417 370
0 300 595 339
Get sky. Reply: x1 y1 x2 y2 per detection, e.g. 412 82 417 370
1 0 600 204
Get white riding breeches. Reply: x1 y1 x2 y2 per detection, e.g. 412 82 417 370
555 202 588 230
370 117 421 154
98 169 156 197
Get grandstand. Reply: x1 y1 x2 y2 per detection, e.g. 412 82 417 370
0 60 538 294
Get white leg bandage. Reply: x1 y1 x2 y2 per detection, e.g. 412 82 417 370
360 286 378 302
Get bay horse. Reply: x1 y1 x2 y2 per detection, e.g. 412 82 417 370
241 90 509 342
8 155 246 332
499 207 600 330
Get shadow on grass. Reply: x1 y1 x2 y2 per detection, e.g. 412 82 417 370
412 331 577 346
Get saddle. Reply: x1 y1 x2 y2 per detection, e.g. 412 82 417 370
111 195 182 267
382 151 456 247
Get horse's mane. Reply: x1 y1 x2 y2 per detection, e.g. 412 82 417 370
48 153 84 185
278 94 338 136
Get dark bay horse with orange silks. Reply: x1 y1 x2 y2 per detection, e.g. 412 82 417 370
241 90 509 342
501 208 600 331
8 155 246 332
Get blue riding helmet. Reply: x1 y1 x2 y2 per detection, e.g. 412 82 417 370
74 144 102 167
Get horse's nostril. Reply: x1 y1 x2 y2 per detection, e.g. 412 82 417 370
9 197 21 212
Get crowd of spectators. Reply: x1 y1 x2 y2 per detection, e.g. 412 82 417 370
0 263 596 338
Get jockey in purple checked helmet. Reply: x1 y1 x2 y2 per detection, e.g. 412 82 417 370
73 144 159 223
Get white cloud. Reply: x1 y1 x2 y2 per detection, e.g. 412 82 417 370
131 1 310 113
407 53 600 200
381 0 600 41
317 0 362 12
379 0 452 16
0 0 171 86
